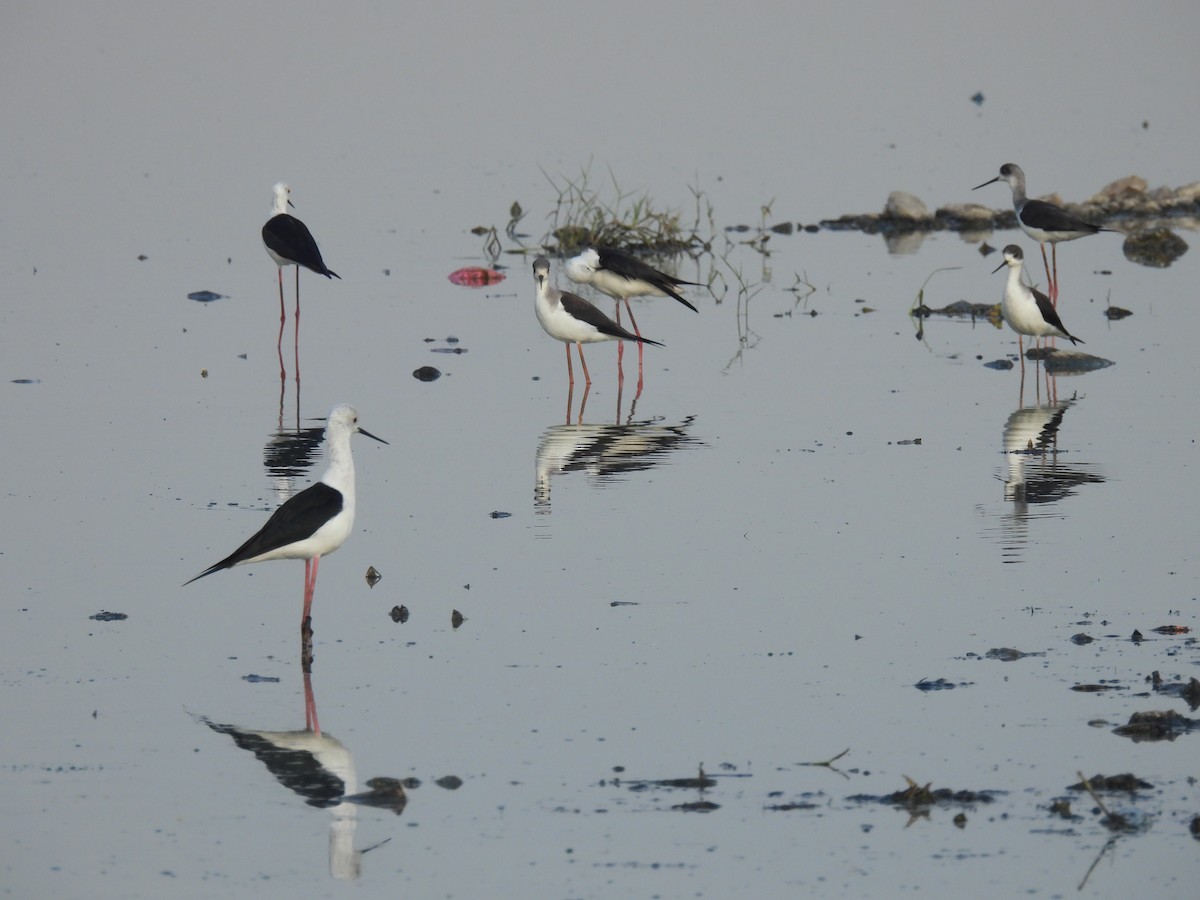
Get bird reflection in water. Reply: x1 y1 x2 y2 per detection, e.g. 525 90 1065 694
990 395 1105 563
195 670 402 881
535 416 700 515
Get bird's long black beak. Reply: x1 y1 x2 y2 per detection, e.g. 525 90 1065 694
991 260 1006 274
972 176 999 191
359 427 388 445
288 199 296 209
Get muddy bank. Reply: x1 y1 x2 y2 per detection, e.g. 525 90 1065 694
814 176 1200 236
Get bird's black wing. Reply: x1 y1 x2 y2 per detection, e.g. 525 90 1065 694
560 291 665 346
185 482 343 583
599 247 700 311
1032 287 1084 345
1022 199 1103 236
262 214 341 278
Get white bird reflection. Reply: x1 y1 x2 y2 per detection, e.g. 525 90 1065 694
986 395 1105 562
194 672 402 881
535 417 700 515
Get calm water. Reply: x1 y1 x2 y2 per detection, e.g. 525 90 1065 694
3 2 1199 898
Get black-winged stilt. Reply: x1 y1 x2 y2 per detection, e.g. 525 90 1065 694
973 163 1112 305
992 244 1083 370
533 256 662 387
186 405 386 632
263 182 341 321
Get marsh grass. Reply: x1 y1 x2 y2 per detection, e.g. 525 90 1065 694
540 163 712 255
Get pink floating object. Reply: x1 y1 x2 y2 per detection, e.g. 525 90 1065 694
448 267 505 287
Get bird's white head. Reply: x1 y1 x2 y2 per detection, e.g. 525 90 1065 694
325 404 389 445
992 244 1024 274
327 404 357 433
271 182 294 214
565 247 600 283
533 256 551 286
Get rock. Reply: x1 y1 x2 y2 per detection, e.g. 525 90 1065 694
884 191 930 220
1088 175 1148 205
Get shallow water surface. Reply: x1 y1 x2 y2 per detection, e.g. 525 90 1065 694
3 2 1200 898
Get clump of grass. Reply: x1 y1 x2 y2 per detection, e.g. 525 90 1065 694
540 163 706 256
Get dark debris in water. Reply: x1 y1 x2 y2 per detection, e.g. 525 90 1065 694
911 300 1001 324
1112 710 1200 742
241 673 280 683
187 290 226 302
850 776 1000 811
1151 625 1190 635
672 800 720 812
616 763 727 794
984 647 1042 662
1068 773 1152 793
1104 304 1133 320
365 565 381 587
89 610 127 622
412 366 441 382
914 677 973 691
764 797 822 812
389 605 409 623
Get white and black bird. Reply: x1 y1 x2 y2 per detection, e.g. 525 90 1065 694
992 244 1083 367
186 405 387 631
262 182 341 321
533 256 662 386
974 163 1112 305
566 246 699 336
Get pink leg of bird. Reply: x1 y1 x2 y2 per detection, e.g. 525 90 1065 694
622 298 646 393
576 343 592 386
1039 243 1056 305
564 343 574 386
